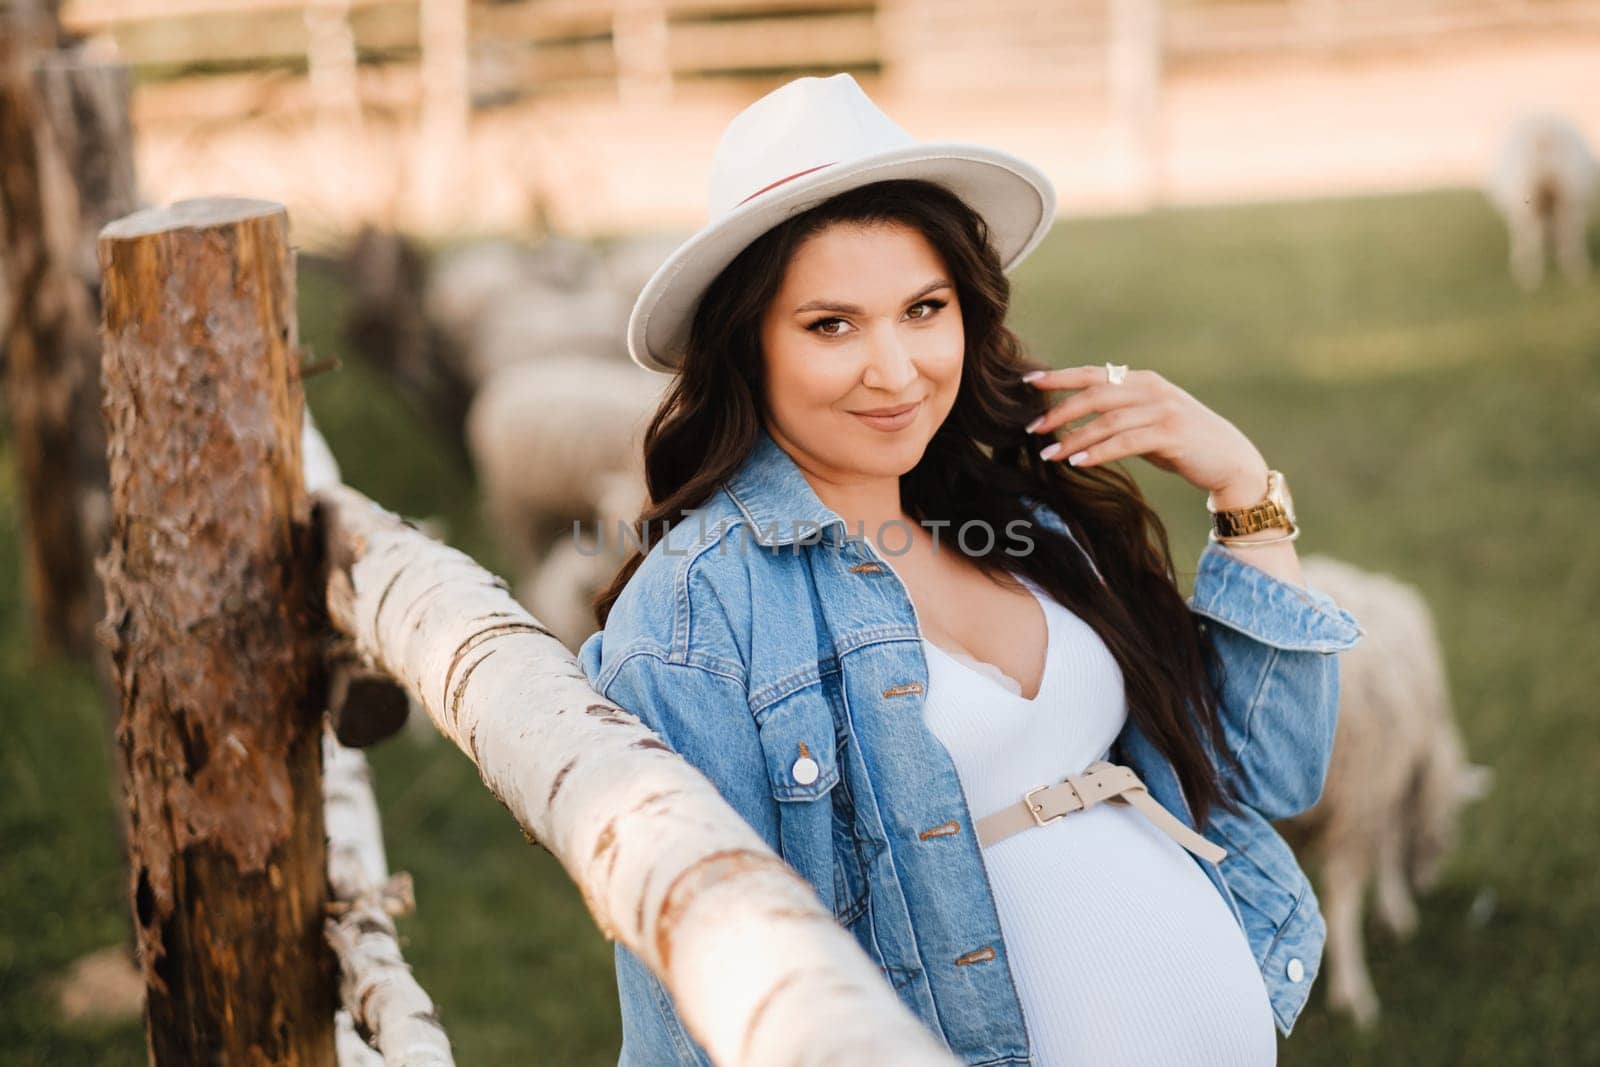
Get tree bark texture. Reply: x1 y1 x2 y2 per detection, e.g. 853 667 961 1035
0 16 134 661
97 197 336 1065
313 470 959 1067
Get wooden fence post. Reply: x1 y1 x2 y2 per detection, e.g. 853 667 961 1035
96 197 336 1064
0 3 135 662
1108 0 1166 209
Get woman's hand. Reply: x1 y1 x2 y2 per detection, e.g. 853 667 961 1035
1021 364 1269 507
1022 364 1307 587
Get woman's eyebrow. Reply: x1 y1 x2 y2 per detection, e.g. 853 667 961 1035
792 278 952 316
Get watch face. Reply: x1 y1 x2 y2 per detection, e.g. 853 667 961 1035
1271 472 1296 523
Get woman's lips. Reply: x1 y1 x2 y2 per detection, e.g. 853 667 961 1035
850 399 922 431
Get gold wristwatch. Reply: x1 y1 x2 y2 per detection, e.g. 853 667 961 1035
1206 469 1297 541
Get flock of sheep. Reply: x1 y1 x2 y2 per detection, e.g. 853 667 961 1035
422 232 680 648
358 115 1600 1028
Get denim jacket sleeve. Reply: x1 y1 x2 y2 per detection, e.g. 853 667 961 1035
576 638 777 1067
1020 495 1366 821
1186 539 1366 820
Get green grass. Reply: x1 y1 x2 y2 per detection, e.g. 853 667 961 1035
2 185 1595 1063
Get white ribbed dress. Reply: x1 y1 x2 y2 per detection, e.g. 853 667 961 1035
919 574 1278 1067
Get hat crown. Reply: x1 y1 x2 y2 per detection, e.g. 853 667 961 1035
707 73 917 220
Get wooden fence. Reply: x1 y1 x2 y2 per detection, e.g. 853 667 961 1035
59 0 1600 102
43 0 1600 241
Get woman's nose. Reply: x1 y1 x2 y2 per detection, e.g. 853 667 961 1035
861 328 919 392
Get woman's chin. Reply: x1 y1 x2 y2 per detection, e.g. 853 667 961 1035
841 419 932 468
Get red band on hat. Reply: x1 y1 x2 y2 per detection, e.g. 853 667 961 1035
737 162 836 206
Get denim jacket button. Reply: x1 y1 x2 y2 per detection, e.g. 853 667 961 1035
791 755 820 785
1285 957 1305 983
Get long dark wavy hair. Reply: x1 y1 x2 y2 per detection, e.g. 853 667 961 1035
593 178 1247 829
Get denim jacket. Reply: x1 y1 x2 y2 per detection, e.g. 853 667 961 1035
578 425 1365 1066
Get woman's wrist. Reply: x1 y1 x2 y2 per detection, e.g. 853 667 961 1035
1204 457 1305 584
1207 458 1272 512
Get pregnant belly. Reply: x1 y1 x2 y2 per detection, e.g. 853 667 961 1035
981 803 1278 1067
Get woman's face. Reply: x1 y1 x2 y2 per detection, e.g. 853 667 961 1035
758 220 964 484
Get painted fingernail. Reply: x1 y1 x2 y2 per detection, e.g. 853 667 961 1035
1021 370 1046 382
1024 416 1044 433
1067 450 1089 466
1039 442 1062 460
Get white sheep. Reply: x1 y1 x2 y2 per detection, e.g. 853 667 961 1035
468 282 629 383
1276 554 1492 1030
597 230 693 308
423 238 545 359
423 235 625 387
463 233 693 381
464 353 668 650
1483 112 1599 289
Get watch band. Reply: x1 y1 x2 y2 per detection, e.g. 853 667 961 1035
1207 470 1295 537
1211 498 1291 537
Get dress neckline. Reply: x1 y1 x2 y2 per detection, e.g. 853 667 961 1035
923 576 1055 704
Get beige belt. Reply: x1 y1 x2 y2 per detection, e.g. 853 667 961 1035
974 760 1227 864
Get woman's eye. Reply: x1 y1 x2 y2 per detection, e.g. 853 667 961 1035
806 299 946 336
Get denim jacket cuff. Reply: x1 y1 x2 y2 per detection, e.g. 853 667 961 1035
1187 540 1365 653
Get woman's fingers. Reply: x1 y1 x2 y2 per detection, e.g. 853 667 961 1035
1022 364 1150 391
1022 364 1257 489
1042 423 1165 467
1038 406 1164 464
1022 364 1156 436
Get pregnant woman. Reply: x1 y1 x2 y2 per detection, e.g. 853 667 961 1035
578 72 1364 1066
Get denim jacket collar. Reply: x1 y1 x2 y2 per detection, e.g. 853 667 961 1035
724 424 852 547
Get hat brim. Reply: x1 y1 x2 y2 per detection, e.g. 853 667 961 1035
626 142 1057 374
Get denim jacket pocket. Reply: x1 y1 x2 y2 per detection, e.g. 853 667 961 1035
754 686 870 925
756 685 842 800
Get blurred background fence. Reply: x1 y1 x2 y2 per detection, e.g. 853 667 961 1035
52 0 1600 244
59 0 1600 90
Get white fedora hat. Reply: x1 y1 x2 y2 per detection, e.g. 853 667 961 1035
627 72 1057 374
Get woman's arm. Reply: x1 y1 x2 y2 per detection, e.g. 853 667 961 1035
1204 458 1305 588
1020 363 1362 816
1187 539 1365 820
1019 492 1362 818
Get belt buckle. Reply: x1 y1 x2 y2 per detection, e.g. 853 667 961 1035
1024 782 1071 828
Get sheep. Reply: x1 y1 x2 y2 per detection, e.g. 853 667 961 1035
422 235 626 388
1275 554 1493 1030
597 230 693 308
468 282 629 383
464 353 668 651
436 232 698 648
1483 112 1599 290
460 233 694 382
422 238 545 360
